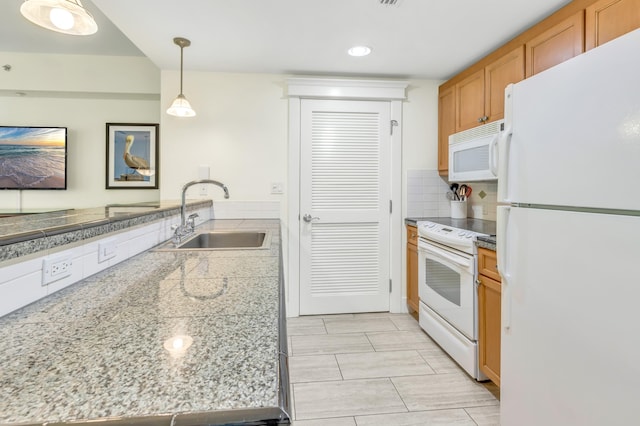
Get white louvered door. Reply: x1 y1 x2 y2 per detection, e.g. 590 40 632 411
299 99 391 315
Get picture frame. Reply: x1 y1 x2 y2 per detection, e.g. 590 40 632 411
106 123 159 189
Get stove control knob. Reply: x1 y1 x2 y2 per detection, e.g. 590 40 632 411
466 234 473 239
458 231 466 236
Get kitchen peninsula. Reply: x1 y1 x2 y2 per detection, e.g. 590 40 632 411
0 205 290 425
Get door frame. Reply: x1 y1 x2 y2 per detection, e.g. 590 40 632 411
286 78 408 317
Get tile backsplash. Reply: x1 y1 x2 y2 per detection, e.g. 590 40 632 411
406 170 497 220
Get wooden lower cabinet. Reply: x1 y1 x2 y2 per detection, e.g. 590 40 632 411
477 247 501 386
406 225 419 316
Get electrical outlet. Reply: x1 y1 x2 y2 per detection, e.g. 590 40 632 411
42 254 73 285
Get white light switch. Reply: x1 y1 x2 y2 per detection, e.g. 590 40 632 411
98 238 117 263
198 165 210 179
271 182 284 194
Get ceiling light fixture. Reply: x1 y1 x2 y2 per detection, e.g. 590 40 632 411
20 0 98 36
348 46 372 57
167 37 196 118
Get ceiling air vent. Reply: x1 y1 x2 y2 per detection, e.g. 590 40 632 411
379 0 400 5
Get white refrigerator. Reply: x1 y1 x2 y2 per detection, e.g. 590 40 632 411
497 29 640 425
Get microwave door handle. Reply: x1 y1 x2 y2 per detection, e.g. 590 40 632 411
498 125 513 203
489 133 499 177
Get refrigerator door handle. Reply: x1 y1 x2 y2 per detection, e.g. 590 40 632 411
497 206 512 330
498 84 514 204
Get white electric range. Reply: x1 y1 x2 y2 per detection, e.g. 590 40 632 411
415 218 495 381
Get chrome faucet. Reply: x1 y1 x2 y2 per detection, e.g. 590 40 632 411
173 179 230 244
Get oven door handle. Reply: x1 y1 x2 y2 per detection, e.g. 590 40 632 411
419 241 473 270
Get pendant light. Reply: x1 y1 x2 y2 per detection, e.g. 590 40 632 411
20 0 98 36
166 37 196 118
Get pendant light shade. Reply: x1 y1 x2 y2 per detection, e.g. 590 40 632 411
167 37 196 118
20 0 98 35
167 94 195 118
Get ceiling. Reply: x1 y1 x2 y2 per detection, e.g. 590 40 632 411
3 0 572 80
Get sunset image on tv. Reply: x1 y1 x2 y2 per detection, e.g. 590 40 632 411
0 126 67 190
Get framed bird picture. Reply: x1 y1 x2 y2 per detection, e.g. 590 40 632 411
106 123 159 189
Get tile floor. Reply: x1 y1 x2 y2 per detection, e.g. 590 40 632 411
287 313 500 425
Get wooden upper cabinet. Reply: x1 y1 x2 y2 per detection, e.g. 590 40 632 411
438 85 455 175
586 0 640 50
484 46 525 123
455 68 485 132
436 1 617 177
437 47 523 175
525 10 585 77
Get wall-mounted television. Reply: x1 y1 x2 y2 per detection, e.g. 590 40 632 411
0 126 67 190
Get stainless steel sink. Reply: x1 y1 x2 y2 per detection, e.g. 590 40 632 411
155 230 270 251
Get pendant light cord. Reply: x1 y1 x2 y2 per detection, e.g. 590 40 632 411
179 44 184 96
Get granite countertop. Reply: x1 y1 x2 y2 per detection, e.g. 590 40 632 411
0 219 290 425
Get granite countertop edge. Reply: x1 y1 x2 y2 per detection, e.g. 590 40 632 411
476 236 497 251
0 200 212 261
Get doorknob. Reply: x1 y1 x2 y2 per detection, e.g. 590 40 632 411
303 213 319 223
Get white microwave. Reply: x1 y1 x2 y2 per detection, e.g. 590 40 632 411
448 120 502 182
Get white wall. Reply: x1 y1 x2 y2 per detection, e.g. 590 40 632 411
160 71 288 209
0 52 161 210
0 52 159 94
403 80 441 173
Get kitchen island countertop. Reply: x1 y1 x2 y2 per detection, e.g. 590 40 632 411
0 219 290 425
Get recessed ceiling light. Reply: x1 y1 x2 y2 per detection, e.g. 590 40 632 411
348 46 372 57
